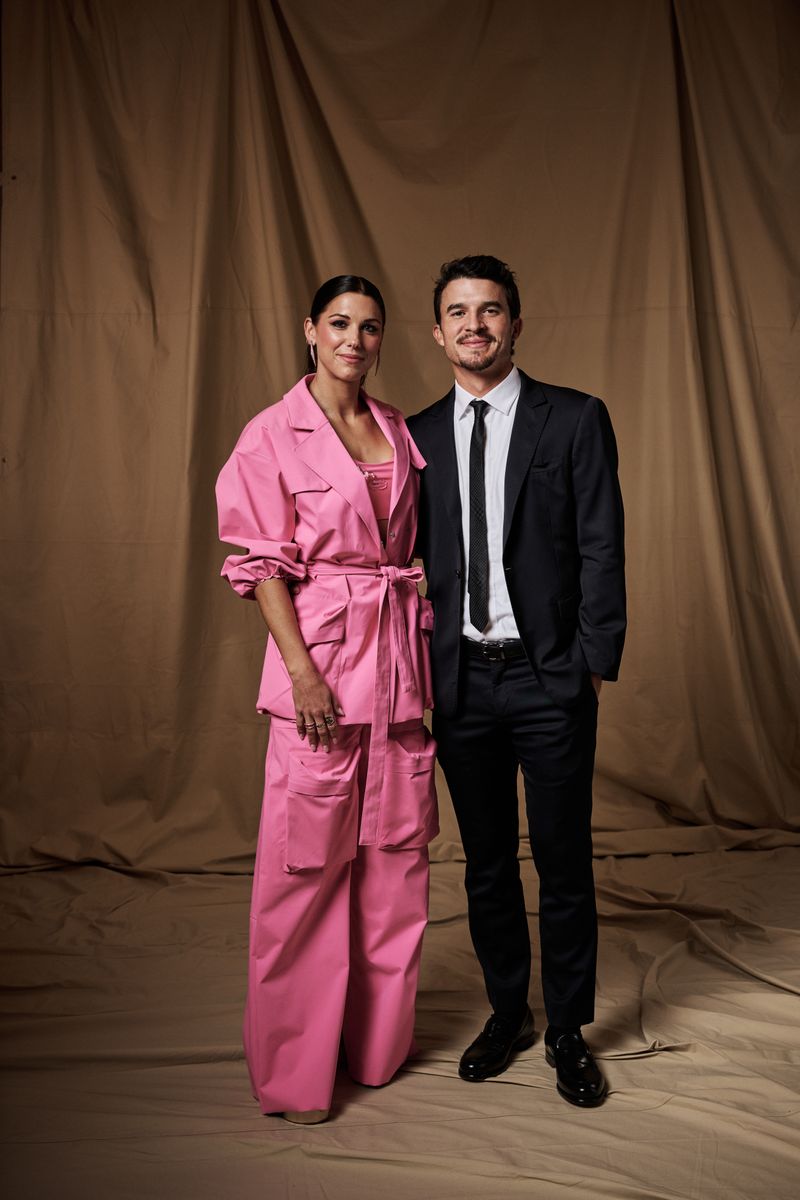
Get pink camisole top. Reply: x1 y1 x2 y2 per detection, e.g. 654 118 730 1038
355 458 394 543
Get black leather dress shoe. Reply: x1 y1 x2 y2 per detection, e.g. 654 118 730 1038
458 1007 535 1081
544 1029 607 1107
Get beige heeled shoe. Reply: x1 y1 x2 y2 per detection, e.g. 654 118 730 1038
282 1108 330 1125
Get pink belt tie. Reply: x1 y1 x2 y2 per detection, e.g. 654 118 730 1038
306 562 424 844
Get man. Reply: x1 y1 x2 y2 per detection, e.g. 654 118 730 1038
408 255 626 1107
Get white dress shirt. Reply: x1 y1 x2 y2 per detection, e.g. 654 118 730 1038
454 366 522 641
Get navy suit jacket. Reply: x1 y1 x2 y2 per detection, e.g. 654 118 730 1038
407 370 626 716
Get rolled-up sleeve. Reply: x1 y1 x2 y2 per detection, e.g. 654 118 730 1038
216 424 306 599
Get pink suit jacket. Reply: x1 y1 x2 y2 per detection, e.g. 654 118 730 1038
216 375 434 727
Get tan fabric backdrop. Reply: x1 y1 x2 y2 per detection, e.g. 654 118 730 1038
2 0 799 872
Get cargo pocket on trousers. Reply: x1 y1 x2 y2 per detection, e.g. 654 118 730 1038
379 725 439 850
285 748 359 873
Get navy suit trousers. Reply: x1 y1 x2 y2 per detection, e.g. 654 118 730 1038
433 652 599 1028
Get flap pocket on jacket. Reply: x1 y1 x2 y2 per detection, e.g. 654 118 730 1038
297 612 346 646
291 583 347 646
285 750 359 872
287 471 332 496
379 726 439 850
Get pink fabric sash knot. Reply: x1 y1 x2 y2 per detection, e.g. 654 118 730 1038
306 562 425 844
379 563 422 696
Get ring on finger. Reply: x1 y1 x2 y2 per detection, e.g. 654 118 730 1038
304 723 316 730
324 715 335 726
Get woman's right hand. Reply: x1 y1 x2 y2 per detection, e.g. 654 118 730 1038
291 666 342 753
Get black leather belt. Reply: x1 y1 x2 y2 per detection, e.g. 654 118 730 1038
462 637 527 662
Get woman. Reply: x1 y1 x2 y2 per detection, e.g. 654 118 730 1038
216 276 437 1124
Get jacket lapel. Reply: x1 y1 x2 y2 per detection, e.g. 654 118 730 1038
366 395 408 524
286 378 382 549
426 389 462 541
503 373 551 546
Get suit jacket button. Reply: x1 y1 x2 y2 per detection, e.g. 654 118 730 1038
455 568 462 578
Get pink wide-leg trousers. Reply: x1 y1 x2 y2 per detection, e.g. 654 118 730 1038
244 717 434 1115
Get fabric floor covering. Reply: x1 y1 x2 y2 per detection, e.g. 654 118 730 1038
3 848 799 1200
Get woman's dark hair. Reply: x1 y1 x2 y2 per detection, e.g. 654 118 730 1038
432 255 521 324
307 275 386 372
309 274 386 323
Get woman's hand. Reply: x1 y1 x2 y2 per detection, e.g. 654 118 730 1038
291 666 342 753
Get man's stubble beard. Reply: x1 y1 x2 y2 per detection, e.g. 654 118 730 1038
455 343 500 374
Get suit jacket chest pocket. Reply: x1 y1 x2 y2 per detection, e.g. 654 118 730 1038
524 461 573 528
527 460 565 486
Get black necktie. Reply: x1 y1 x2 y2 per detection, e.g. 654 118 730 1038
468 400 490 633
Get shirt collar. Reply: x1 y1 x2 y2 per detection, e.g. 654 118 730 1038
454 366 521 420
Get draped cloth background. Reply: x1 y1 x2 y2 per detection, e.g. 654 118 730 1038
2 2 799 1197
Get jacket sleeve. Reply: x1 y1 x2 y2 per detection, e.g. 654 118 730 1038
404 417 427 472
215 422 306 599
405 412 428 564
572 396 627 678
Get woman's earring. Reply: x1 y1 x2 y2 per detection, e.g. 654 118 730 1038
374 352 380 375
308 343 316 367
